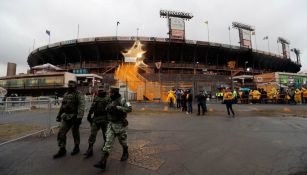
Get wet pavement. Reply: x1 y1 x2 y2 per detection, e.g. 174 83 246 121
1 103 307 174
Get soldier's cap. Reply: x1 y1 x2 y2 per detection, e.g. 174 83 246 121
110 86 119 94
68 80 77 87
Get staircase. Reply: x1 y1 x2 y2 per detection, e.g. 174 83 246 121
115 63 163 101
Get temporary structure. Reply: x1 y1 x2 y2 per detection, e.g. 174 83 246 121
0 87 7 97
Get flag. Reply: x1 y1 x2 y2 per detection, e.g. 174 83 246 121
263 36 268 40
117 21 120 26
204 21 208 24
46 30 50 36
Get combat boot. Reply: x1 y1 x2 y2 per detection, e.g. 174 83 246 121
53 147 66 159
120 146 129 161
84 144 93 158
71 144 80 155
94 152 109 171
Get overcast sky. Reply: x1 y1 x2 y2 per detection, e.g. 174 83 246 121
0 0 306 76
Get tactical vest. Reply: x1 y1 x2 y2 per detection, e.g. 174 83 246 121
107 97 126 123
93 96 110 123
61 92 79 114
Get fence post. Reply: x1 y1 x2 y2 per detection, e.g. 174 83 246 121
125 79 128 100
42 98 55 137
5 100 8 112
145 80 147 102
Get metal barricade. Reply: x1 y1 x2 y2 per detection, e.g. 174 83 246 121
0 98 59 146
0 95 92 146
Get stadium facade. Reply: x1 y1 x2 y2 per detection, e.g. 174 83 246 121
24 36 302 100
27 36 301 74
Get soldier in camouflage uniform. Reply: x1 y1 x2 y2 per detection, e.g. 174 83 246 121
84 88 111 158
94 87 132 171
53 80 85 159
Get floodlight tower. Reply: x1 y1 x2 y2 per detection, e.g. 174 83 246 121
277 37 291 59
291 48 301 65
232 22 255 48
160 10 193 41
232 22 255 83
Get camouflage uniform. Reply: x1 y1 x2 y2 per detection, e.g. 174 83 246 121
53 81 84 158
88 95 111 144
84 91 111 158
94 87 132 170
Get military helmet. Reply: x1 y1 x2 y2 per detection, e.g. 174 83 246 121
97 83 104 90
68 80 77 88
110 86 119 94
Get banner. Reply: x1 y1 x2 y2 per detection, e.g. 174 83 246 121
125 57 137 63
170 17 185 40
239 29 252 48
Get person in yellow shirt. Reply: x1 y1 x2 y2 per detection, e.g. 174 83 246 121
252 89 261 104
166 89 176 108
285 89 291 104
271 88 278 104
223 88 235 117
294 88 302 104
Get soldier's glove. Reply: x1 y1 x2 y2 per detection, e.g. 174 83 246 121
56 115 62 122
123 119 129 127
106 104 117 112
75 118 82 125
87 114 93 124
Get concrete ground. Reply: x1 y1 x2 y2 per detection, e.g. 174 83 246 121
1 103 307 175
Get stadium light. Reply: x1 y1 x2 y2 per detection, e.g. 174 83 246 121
160 10 193 20
291 48 301 65
277 37 290 45
232 22 255 49
232 22 255 31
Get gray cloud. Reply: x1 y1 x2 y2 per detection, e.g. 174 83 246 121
0 0 306 76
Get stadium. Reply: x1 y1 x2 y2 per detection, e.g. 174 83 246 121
4 10 305 100
27 35 301 73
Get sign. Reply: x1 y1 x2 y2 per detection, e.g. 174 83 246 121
170 17 185 40
239 29 252 48
227 61 236 69
171 29 184 40
124 57 136 63
155 62 162 69
73 69 88 74
242 29 251 40
60 39 76 45
170 17 184 30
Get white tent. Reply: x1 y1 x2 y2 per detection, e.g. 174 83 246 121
32 63 63 71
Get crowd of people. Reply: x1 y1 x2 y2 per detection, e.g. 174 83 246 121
166 86 307 118
213 86 307 105
233 87 307 105
166 89 208 115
